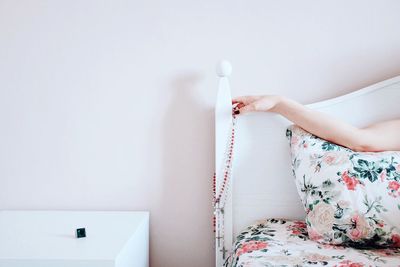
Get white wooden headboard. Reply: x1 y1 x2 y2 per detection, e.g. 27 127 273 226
214 60 400 266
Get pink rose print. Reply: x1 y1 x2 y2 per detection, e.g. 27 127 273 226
347 213 371 241
334 260 364 267
324 154 336 165
291 229 301 235
322 152 347 165
294 221 306 228
342 171 359 191
388 181 400 198
287 221 307 236
349 229 363 240
380 169 386 182
392 234 400 247
291 136 299 146
308 228 323 241
236 241 268 257
389 181 400 191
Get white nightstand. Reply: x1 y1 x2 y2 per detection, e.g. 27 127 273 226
0 210 149 267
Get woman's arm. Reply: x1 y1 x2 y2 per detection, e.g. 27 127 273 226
233 95 400 152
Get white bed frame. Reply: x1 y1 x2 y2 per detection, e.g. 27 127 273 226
214 60 400 266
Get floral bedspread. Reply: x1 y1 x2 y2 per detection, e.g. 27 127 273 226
230 219 400 267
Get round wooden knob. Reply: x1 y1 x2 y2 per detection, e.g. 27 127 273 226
216 60 232 77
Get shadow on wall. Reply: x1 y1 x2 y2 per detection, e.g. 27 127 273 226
152 73 215 267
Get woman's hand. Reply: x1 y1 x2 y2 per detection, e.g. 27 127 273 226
232 95 284 114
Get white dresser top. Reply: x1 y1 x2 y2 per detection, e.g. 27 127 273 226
0 210 149 261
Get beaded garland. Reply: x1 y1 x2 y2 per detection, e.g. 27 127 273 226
212 122 235 210
212 107 238 236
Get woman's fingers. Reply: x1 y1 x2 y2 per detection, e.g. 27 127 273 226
232 96 265 115
235 103 245 109
232 96 259 105
239 103 256 114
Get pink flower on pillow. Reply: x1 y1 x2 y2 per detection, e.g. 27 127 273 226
323 152 348 165
388 181 400 198
291 135 299 146
323 154 336 165
349 229 365 241
347 213 371 241
342 171 359 191
308 203 335 236
377 221 385 228
389 181 400 191
391 234 400 247
380 169 386 182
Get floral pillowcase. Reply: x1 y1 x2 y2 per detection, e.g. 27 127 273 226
286 125 400 248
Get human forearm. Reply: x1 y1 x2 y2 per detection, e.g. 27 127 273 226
272 97 366 151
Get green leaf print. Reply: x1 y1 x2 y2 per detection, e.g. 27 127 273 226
353 159 383 183
363 195 387 214
286 128 292 141
322 179 334 188
334 203 344 219
321 141 340 151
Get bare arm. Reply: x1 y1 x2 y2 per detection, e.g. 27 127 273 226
233 95 400 152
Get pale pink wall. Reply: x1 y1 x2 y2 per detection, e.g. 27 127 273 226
1 1 400 266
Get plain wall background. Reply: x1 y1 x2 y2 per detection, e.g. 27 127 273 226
1 1 400 266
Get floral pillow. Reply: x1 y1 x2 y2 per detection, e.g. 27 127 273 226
286 125 400 248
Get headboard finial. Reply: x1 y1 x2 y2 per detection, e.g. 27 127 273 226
216 60 232 77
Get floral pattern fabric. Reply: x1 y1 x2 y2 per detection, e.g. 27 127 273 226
230 218 400 267
286 125 400 248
